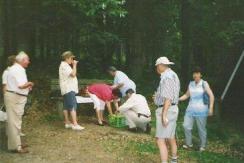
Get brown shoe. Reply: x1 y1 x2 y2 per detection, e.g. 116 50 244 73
10 148 29 154
17 148 29 154
102 120 108 125
145 123 151 134
21 144 29 148
128 127 138 132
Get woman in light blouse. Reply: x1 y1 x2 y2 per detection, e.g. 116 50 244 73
179 67 214 151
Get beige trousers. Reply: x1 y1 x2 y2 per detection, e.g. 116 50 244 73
123 110 151 131
4 92 27 150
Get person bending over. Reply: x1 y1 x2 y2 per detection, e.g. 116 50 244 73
107 66 136 97
80 83 121 126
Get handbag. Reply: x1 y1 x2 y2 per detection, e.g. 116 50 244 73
202 81 210 105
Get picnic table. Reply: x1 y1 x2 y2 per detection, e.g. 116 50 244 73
50 79 113 118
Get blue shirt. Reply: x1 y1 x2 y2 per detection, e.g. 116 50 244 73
186 79 209 117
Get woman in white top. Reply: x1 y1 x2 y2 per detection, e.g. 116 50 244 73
179 67 214 151
59 51 84 131
2 55 16 93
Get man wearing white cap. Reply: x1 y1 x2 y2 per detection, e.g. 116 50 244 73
154 57 180 163
4 51 34 153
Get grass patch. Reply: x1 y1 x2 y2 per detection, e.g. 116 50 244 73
126 140 158 156
42 114 63 122
179 149 243 163
129 141 158 154
125 140 243 162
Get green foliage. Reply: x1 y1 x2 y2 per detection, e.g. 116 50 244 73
1 0 243 84
218 21 244 46
125 137 243 162
179 149 243 163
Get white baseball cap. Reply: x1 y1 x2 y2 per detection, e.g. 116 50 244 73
155 57 174 66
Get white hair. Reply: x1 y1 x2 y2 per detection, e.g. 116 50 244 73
16 51 28 62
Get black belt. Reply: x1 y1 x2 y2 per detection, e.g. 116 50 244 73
138 113 151 118
158 103 177 107
7 90 28 97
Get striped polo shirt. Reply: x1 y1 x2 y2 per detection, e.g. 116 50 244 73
154 68 180 106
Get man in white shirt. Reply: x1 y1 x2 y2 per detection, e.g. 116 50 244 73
59 51 84 131
2 55 26 137
4 51 34 153
107 66 136 97
118 89 151 133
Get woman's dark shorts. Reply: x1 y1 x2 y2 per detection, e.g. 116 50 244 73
63 91 77 110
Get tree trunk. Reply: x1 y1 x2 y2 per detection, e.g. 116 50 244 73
0 0 4 71
180 0 193 87
2 0 17 64
39 28 45 60
126 0 148 80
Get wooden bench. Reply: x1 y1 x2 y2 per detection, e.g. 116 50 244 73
0 121 7 150
50 79 113 118
0 101 7 150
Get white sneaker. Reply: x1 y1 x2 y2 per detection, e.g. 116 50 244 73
65 123 73 129
199 147 206 152
183 144 193 149
72 124 85 131
20 132 26 137
171 156 178 163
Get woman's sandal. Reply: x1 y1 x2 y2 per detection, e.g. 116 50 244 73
95 122 104 126
102 120 108 125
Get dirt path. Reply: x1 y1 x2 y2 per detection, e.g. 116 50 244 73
1 101 243 163
0 114 158 163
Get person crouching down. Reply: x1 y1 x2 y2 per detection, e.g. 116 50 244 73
117 89 151 133
59 51 84 131
80 84 121 126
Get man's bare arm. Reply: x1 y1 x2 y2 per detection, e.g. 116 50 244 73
111 83 124 89
179 89 190 101
19 82 34 89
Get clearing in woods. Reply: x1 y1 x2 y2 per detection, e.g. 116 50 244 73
0 98 243 163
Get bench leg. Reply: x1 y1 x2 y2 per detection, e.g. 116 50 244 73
57 101 64 120
0 122 7 150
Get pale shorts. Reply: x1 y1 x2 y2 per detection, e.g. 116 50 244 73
89 93 105 111
155 105 179 139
